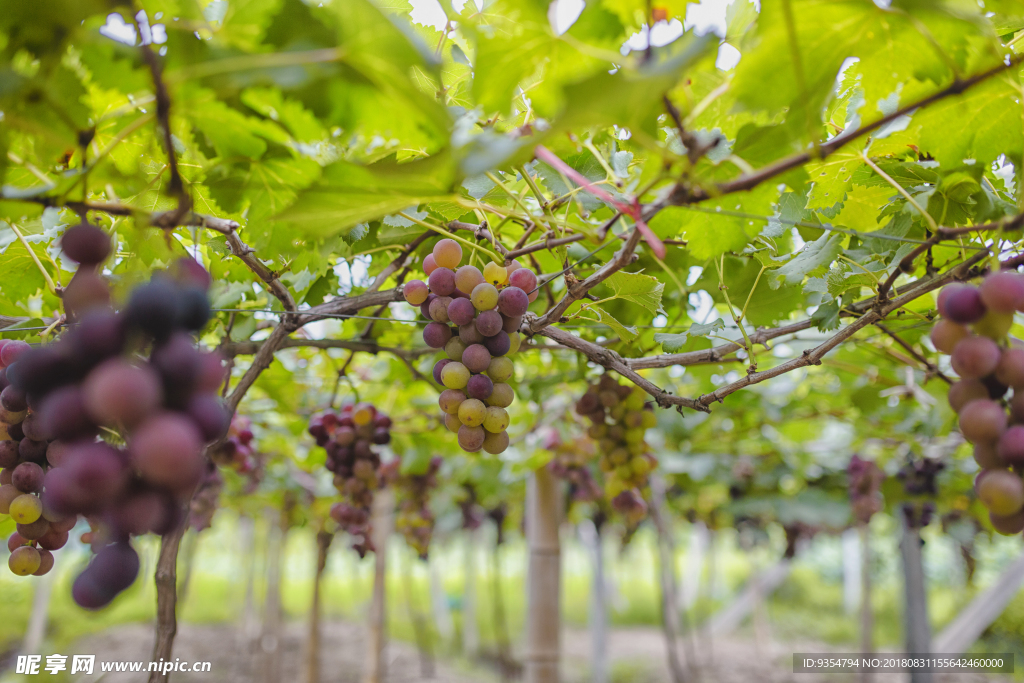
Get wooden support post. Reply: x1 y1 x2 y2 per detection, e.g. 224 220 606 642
305 530 334 683
579 520 607 683
899 513 931 683
364 489 394 683
525 467 560 683
934 552 1024 654
463 528 479 657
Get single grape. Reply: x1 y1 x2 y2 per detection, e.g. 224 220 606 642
444 413 462 433
423 322 453 349
69 311 126 364
22 414 47 442
948 379 990 412
45 440 73 468
487 357 514 383
172 256 213 291
462 344 492 373
0 440 18 468
0 340 30 368
0 385 26 412
125 279 180 341
433 359 453 384
423 253 438 276
944 286 986 324
419 294 436 319
484 330 511 357
445 337 467 362
483 262 508 287
527 290 538 303
990 509 1024 535
438 389 466 414
998 424 1024 465
433 239 463 269
977 469 1024 516
458 425 485 452
498 287 529 317
508 267 537 292
508 331 522 354
458 399 487 427
186 393 230 442
9 545 41 576
929 321 969 354
9 493 42 524
429 296 453 323
447 297 476 327
176 286 211 331
502 314 522 334
83 359 162 428
441 362 470 390
959 399 1006 444
476 310 503 337
0 468 9 485
428 267 457 297
975 311 1014 340
12 462 44 493
488 383 515 408
352 403 375 426
6 531 27 553
38 526 69 551
995 347 1024 388
404 280 429 305
40 385 96 443
980 271 1024 313
951 336 1001 379
482 430 510 455
459 323 485 345
483 406 509 433
0 483 19 514
471 283 499 311
17 517 50 540
455 265 485 293
466 374 494 401
130 413 204 493
974 442 1004 469
33 548 54 576
61 222 111 265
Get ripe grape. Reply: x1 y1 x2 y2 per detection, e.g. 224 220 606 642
0 468 9 484
488 383 515 408
977 469 1024 516
466 374 494 401
445 337 467 362
948 379 989 412
419 294 436 319
998 425 1024 465
7 532 27 552
69 311 126 364
484 331 511 356
38 386 94 442
447 298 476 326
498 287 529 317
83 359 162 427
483 262 507 287
0 385 26 412
125 280 181 341
951 336 1001 379
459 323 485 345
438 389 466 414
404 280 429 305
45 440 73 468
428 267 456 297
455 265 485 293
509 267 537 292
423 254 438 275
0 484 19 513
974 442 1004 469
942 285 986 323
353 403 375 426
996 348 1024 389
175 287 211 331
186 393 230 442
172 256 213 291
9 493 42 524
61 222 111 265
441 362 470 390
470 283 499 311
458 399 487 427
130 413 204 493
17 517 50 540
38 526 70 551
458 425 485 452
444 413 462 433
462 344 492 373
980 270 1024 312
0 441 18 468
487 357 514 383
34 548 54 576
12 462 44 493
502 314 522 334
423 322 452 349
0 341 30 367
22 414 47 441
975 311 1014 339
433 359 452 384
483 406 509 433
482 430 509 454
476 310 502 337
433 239 462 269
990 510 1024 535
929 321 969 354
9 546 41 576
427 296 450 323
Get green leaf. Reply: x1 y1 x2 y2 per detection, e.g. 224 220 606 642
770 232 845 289
811 300 841 332
655 318 726 352
591 305 639 342
603 270 666 316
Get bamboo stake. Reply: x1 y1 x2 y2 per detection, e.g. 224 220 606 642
524 468 560 683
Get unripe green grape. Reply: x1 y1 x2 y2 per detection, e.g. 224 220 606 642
471 283 499 311
640 411 657 429
8 545 40 576
444 413 462 433
9 494 42 524
458 399 487 427
445 337 467 362
483 262 508 287
438 389 466 415
487 383 514 408
482 430 509 454
631 456 652 477
975 311 1014 340
441 362 470 390
507 331 521 355
977 469 1024 516
483 406 509 433
487 356 514 383
433 238 462 269
609 447 629 465
455 265 485 293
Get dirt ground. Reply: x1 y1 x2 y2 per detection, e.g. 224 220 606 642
70 621 1013 683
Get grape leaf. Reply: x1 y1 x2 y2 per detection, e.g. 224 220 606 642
603 271 666 316
591 305 639 342
654 318 726 352
770 232 845 289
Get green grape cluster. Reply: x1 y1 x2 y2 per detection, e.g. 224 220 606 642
384 456 441 559
575 375 657 520
403 238 538 454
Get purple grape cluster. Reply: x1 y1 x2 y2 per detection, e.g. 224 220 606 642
2 227 227 608
847 455 884 525
545 432 602 503
931 274 1024 536
403 239 537 454
383 455 441 559
308 402 392 556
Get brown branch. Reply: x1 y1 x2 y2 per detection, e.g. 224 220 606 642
874 323 952 384
448 220 510 257
140 46 191 228
625 319 814 370
209 222 297 312
297 288 404 326
147 515 187 683
218 337 435 359
505 233 586 261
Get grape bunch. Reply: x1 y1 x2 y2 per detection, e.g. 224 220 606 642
897 458 944 529
3 225 227 608
383 455 441 559
210 414 258 474
402 239 538 455
930 272 1024 536
574 375 657 522
308 402 391 556
545 433 602 503
847 455 884 525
